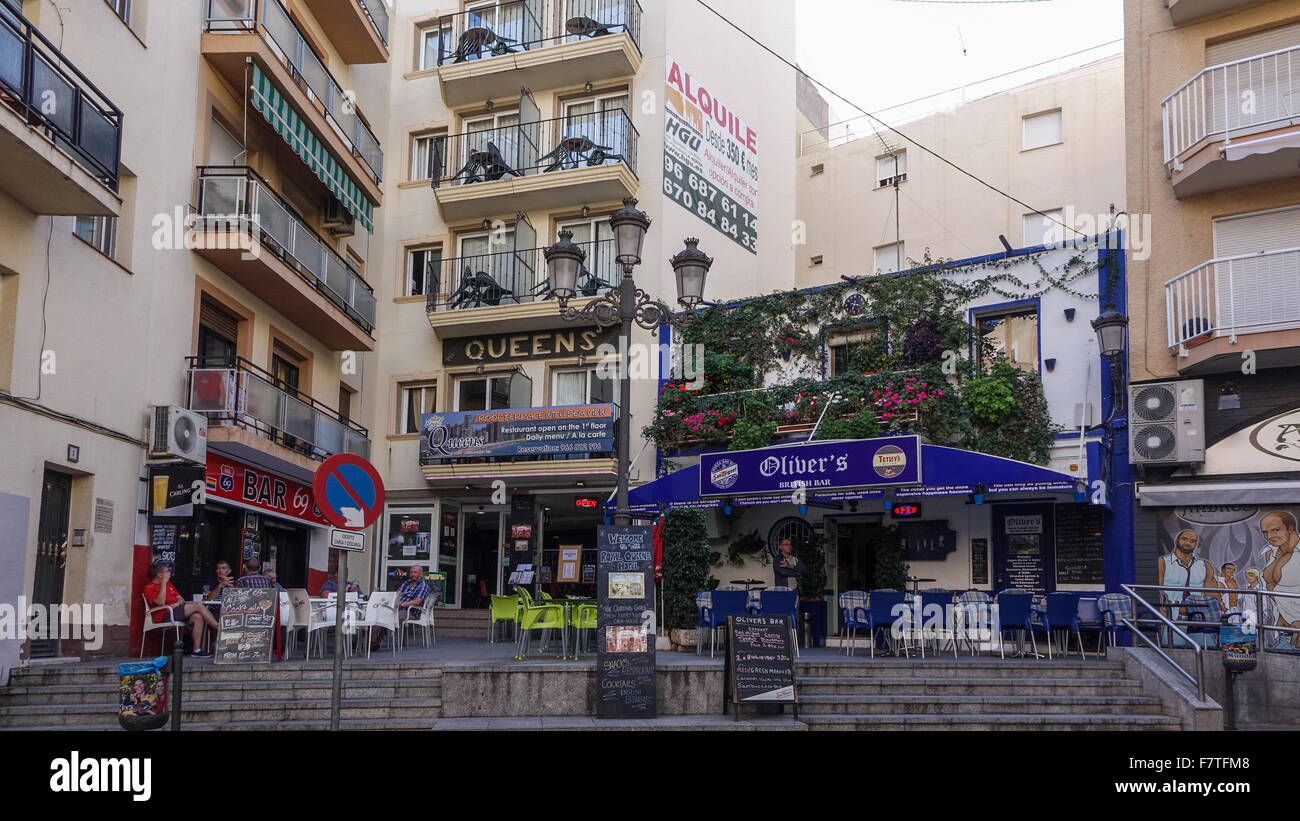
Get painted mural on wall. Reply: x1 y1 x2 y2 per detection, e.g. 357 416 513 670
1156 505 1300 652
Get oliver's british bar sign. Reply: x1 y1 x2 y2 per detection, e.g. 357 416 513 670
699 436 922 497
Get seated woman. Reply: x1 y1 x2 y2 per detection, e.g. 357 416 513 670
143 563 220 657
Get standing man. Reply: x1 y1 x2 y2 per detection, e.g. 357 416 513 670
1260 511 1300 650
1157 529 1219 617
767 537 805 590
1217 562 1240 609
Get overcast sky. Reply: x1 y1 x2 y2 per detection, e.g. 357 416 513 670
794 0 1123 132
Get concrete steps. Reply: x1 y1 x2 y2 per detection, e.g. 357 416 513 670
799 713 1181 730
431 715 808 731
795 676 1148 697
434 609 491 639
796 693 1165 716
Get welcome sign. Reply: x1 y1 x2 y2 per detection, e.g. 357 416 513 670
699 436 922 497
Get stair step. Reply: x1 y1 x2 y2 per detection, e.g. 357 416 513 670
792 662 1129 679
799 713 1181 730
794 676 1147 696
0 697 441 727
2 718 431 731
795 694 1164 716
432 716 808 731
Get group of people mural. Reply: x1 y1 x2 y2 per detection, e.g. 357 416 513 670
1157 508 1300 650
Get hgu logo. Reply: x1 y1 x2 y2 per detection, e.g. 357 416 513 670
50 752 151 801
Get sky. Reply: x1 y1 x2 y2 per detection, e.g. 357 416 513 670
794 0 1124 137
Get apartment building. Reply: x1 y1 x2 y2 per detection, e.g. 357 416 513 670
1124 0 1300 627
795 55 1126 288
368 0 798 609
0 0 391 670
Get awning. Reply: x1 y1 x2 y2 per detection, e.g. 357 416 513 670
612 443 1080 514
1139 479 1300 507
1222 129 1300 163
250 65 374 232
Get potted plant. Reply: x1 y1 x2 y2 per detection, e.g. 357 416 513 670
793 532 829 647
661 509 712 651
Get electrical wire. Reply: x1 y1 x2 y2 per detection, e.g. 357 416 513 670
695 0 1089 240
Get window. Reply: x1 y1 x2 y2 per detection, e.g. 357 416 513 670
829 327 879 377
197 297 239 367
401 383 436 433
977 307 1038 372
411 133 446 181
563 0 630 41
1023 110 1062 150
455 375 512 411
74 216 116 258
558 216 616 289
876 151 906 187
208 117 244 166
104 0 130 24
1022 208 1065 249
271 344 302 396
405 246 442 297
873 241 904 274
563 92 630 160
454 228 516 300
553 369 613 406
418 23 453 70
463 110 520 169
810 255 823 267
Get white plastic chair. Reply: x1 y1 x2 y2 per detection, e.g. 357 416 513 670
140 594 186 657
400 598 437 649
285 589 314 660
351 592 398 657
308 592 357 659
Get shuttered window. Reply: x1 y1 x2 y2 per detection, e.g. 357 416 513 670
1023 110 1062 150
1206 22 1300 66
199 298 239 343
1211 206 1300 335
1214 205 1300 255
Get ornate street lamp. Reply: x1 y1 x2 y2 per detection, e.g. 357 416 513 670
1091 304 1128 358
544 199 713 525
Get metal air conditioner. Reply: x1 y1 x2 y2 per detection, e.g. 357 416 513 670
1128 380 1205 465
150 405 208 464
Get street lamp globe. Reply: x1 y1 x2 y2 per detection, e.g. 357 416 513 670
671 238 713 308
609 197 651 267
543 229 586 300
1091 304 1128 358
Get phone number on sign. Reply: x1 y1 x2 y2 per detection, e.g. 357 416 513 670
663 156 757 253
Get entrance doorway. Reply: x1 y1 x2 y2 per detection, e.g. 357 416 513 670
263 518 309 589
832 518 884 597
32 471 72 658
461 512 501 608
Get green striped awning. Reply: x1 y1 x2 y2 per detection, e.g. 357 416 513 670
250 65 374 233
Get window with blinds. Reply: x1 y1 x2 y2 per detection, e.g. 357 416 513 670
198 298 239 368
1211 206 1300 334
1023 109 1063 150
876 151 906 187
1206 21 1300 66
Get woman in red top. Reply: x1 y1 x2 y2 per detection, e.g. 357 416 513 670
143 563 220 657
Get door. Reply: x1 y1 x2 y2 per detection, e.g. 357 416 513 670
460 510 502 607
992 504 1056 593
32 471 72 657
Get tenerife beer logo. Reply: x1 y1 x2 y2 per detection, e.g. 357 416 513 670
422 414 487 457
709 458 739 490
872 445 907 479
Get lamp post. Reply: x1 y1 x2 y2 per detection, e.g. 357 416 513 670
544 197 712 525
1091 303 1129 415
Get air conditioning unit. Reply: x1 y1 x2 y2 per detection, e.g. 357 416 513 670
322 199 355 236
1128 380 1205 465
150 405 208 464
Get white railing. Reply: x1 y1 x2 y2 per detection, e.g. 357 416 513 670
1165 247 1300 348
1162 44 1300 165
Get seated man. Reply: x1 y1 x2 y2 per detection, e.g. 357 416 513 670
235 557 275 588
265 565 285 590
203 560 235 601
371 565 431 649
319 574 362 596
143 563 220 657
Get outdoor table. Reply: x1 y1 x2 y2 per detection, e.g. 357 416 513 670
566 16 599 36
730 578 765 591
906 576 937 596
463 26 496 47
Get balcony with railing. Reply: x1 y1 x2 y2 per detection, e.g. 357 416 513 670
0 4 122 215
1166 0 1263 26
187 356 370 466
193 166 377 351
432 109 638 221
1164 246 1300 370
300 0 389 63
1162 44 1300 197
434 0 643 107
203 0 384 197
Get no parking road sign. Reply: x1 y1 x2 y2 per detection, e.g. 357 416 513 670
312 453 385 530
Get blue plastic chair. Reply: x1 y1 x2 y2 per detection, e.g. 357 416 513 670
839 590 869 656
695 591 713 656
918 590 957 658
757 590 801 658
1096 592 1134 652
1043 592 1084 658
868 590 908 658
702 590 749 658
1183 593 1223 649
996 591 1039 658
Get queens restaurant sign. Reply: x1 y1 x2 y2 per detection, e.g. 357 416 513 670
420 404 615 463
699 436 922 497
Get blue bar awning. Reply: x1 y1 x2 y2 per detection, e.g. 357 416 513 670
612 444 1079 514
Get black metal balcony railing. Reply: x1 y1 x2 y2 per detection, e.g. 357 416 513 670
358 0 389 46
425 238 618 314
431 108 637 189
204 0 384 183
436 0 641 65
0 4 123 191
195 166 377 334
187 356 370 461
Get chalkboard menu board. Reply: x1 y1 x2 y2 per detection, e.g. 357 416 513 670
595 525 656 719
241 528 262 562
213 587 278 664
1055 505 1105 584
970 538 988 585
728 614 797 705
151 524 178 566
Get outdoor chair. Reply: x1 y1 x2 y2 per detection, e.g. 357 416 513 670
139 594 186 657
995 591 1040 658
757 590 800 658
839 590 869 656
1043 592 1085 658
1096 592 1134 653
285 589 313 660
868 590 908 658
695 591 712 656
701 590 748 658
917 590 957 658
571 603 598 656
489 593 520 643
400 596 437 649
350 592 399 657
956 591 995 655
1183 593 1223 649
515 592 566 660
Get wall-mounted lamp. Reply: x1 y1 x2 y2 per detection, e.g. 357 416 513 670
971 483 987 505
581 205 590 218
1044 358 1057 372
485 99 494 111
1218 380 1241 410
1063 308 1076 322
584 82 593 93
577 354 587 367
475 364 485 374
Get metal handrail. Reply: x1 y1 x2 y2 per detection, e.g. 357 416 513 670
1163 246 1300 348
203 0 384 182
1120 584 1206 702
436 0 642 66
357 0 388 46
0 5 123 191
424 238 618 314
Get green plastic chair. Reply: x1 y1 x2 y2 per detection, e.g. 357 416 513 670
515 596 566 660
571 603 598 657
489 594 520 643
